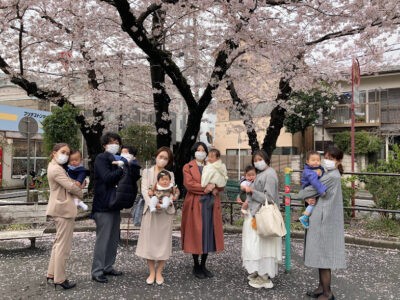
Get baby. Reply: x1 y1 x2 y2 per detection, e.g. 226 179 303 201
201 148 228 195
299 151 327 228
67 150 89 211
148 170 179 213
236 165 257 215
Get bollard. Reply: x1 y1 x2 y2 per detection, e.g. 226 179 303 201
284 167 292 273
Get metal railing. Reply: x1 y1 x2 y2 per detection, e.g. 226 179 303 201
327 102 381 127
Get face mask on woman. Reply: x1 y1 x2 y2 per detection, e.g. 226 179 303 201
156 158 168 168
195 151 207 161
322 159 336 170
254 160 267 171
105 144 120 155
55 153 69 165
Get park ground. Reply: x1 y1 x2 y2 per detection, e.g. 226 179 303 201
0 231 399 300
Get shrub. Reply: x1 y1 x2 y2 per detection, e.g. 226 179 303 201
360 145 400 218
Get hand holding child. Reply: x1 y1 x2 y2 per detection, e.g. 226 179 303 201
112 160 124 167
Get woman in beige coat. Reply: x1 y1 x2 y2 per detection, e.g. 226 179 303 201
46 143 83 290
135 146 176 285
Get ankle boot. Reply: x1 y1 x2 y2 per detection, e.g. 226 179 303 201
192 265 206 279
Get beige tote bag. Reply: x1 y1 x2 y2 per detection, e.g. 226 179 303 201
255 202 287 238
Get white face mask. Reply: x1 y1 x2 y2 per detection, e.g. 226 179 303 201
105 144 120 155
195 151 207 161
322 159 336 170
55 153 69 165
254 160 267 171
121 153 133 162
156 157 168 168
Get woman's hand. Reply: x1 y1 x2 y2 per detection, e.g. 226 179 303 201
242 200 248 210
148 189 154 196
306 198 316 205
211 188 218 196
204 183 215 193
236 197 243 205
243 186 253 194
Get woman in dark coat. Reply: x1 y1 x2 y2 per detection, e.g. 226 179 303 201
181 142 224 279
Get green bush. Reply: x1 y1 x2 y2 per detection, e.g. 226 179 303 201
120 123 157 162
42 104 80 155
334 130 382 155
360 145 400 218
341 176 357 219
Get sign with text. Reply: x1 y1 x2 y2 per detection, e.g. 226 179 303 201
0 105 51 133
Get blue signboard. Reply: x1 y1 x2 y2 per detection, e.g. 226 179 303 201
0 104 51 133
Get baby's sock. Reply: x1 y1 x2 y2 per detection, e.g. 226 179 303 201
78 201 88 211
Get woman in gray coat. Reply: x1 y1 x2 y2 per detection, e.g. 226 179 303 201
298 147 346 300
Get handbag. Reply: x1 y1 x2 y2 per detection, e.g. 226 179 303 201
132 194 145 226
255 201 287 238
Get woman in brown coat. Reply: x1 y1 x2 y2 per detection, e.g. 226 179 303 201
46 143 83 290
181 142 224 279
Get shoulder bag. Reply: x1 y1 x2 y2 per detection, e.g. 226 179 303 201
255 200 287 238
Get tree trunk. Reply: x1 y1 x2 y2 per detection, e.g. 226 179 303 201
262 78 291 158
150 9 171 149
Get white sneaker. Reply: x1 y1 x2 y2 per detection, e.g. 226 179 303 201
247 272 258 280
248 276 273 289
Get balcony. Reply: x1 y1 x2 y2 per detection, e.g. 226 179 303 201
326 103 381 128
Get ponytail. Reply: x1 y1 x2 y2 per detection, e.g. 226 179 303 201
337 163 344 175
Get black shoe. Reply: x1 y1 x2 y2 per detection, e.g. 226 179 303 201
306 290 323 298
104 269 123 276
92 275 108 283
192 266 206 279
54 280 76 290
201 266 214 278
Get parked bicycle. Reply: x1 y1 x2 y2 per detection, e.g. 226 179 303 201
22 168 47 189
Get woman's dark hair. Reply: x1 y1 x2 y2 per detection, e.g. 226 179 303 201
190 142 209 158
155 146 174 169
251 150 270 166
121 145 137 157
100 132 122 147
306 150 320 161
51 143 69 158
324 146 344 175
157 170 171 181
244 165 256 174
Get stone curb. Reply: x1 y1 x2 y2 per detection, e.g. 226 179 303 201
44 226 400 250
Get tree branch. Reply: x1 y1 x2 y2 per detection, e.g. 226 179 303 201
226 79 260 152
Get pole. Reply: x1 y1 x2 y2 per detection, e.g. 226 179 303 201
284 167 292 272
351 58 360 218
238 133 241 181
26 118 31 202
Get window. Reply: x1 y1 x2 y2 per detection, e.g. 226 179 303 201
272 147 298 155
12 139 48 177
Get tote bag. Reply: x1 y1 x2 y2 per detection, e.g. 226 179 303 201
255 202 287 238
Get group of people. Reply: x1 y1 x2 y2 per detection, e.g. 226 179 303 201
45 132 346 300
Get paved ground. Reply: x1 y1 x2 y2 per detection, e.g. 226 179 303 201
0 232 399 300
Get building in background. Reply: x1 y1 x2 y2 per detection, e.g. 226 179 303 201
313 66 400 161
0 73 51 188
